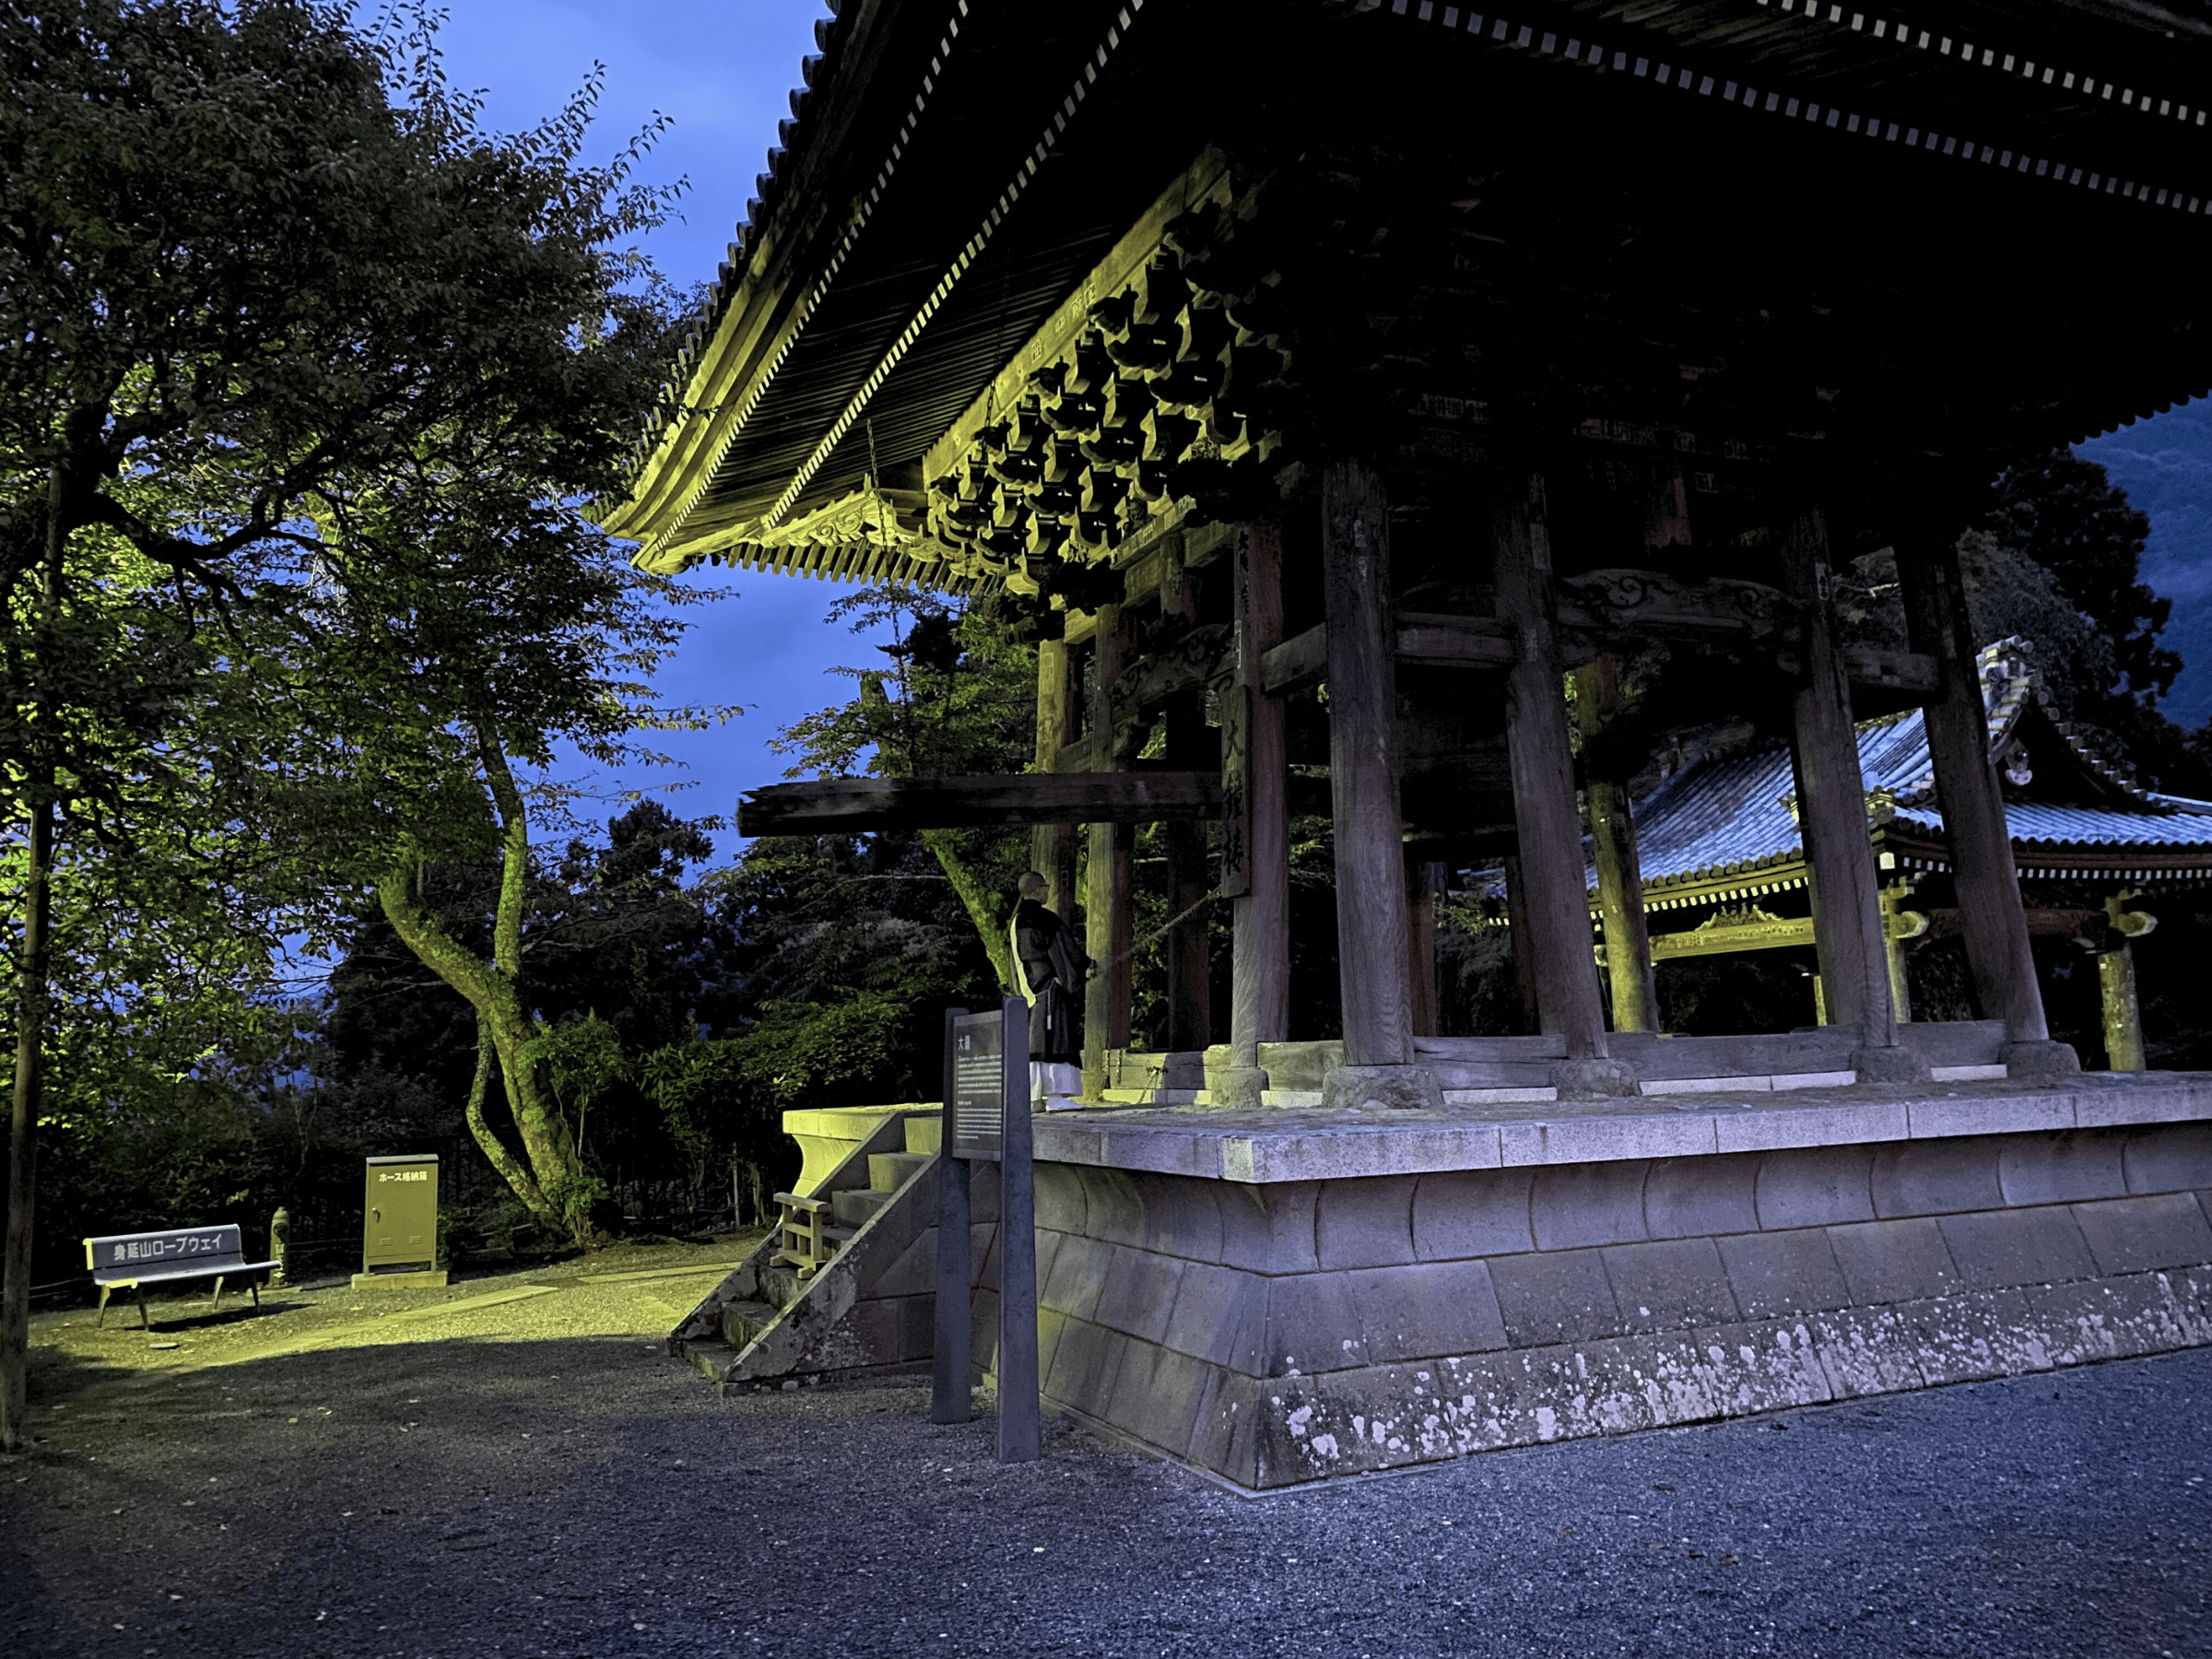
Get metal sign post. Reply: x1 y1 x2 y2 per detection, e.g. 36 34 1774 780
931 1007 973 1425
931 999 1039 1461
994 994 1040 1464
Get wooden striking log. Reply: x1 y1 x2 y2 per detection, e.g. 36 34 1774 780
1083 605 1135 1100
1778 506 1903 1065
1031 638 1079 918
1223 521 1290 1093
737 771 1223 834
1899 536 2059 1058
1321 461 1423 1088
1494 472 1622 1089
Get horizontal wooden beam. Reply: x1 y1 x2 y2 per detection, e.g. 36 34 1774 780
1260 623 1330 694
1396 611 1515 669
1650 915 1816 959
1262 618 1941 706
1841 644 1940 700
738 771 1225 834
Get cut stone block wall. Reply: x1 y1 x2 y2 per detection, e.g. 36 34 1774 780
1006 1122 2212 1489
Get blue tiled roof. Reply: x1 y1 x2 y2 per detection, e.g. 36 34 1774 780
1631 705 2212 891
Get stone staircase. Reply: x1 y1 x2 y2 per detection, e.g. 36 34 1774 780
672 1111 994 1387
718 1120 940 1347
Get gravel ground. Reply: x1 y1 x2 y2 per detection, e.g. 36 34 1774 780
5 1241 2209 1659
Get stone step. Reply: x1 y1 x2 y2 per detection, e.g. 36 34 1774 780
832 1187 892 1228
759 1265 805 1310
719 1299 780 1349
867 1150 933 1194
903 1113 944 1157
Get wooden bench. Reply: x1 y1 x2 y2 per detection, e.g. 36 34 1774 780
85 1225 279 1329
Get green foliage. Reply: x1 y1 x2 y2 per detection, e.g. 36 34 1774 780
772 586 1036 988
1834 455 2210 796
722 994 913 1112
1988 449 2177 704
0 0 712 1317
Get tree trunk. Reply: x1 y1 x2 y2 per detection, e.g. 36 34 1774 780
461 1018 557 1231
2 471 63 1453
1 792 52 1456
378 737 604 1247
920 827 1015 993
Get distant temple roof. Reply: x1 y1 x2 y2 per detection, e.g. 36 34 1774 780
1626 640 2212 909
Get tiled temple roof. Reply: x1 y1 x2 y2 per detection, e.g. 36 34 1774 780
1629 640 2212 900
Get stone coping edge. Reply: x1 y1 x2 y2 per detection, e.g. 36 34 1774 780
1028 1075 2212 1183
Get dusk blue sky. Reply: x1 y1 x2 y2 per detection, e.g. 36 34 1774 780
418 3 2212 853
411 1 882 854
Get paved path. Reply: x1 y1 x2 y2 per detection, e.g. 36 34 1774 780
5 1256 2208 1658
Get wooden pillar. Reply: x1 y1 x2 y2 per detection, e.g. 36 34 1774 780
1493 471 1631 1095
1159 537 1211 1053
1319 461 1441 1110
2099 947 2145 1073
1081 606 1134 1100
1218 522 1289 1105
1575 657 1657 1032
1406 858 1441 1039
1501 855 1542 1035
1030 639 1078 920
1777 507 1922 1082
1898 534 2075 1074
2099 890 2156 1073
1879 880 1927 1025
1576 455 1687 1032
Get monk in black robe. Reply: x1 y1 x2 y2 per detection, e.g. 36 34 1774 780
1010 871 1085 1062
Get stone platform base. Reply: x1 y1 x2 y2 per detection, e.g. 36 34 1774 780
972 1074 2212 1490
352 1269 448 1289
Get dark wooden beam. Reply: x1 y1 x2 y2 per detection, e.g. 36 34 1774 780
1321 461 1441 1108
1259 623 1330 694
1222 521 1290 1102
1265 610 1940 703
1495 472 1620 1084
1780 505 1907 1068
1031 638 1079 918
1085 604 1136 1096
1841 644 1940 703
1900 535 2060 1056
1159 535 1212 1053
738 771 1224 835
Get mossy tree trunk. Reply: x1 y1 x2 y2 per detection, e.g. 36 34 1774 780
378 735 605 1248
921 827 1014 994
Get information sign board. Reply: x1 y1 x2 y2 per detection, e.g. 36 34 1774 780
933 998 1038 1462
950 1011 1005 1160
